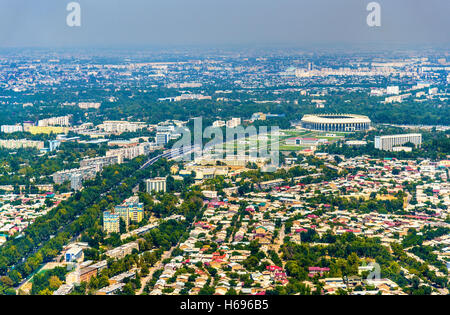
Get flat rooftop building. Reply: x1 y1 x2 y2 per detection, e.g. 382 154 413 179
375 133 422 151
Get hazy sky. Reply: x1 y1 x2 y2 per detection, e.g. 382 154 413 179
0 0 448 48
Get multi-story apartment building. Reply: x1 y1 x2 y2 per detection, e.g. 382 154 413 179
70 174 83 191
0 139 44 150
145 177 167 193
105 241 139 259
52 155 122 190
173 94 212 101
103 211 120 234
114 205 130 226
374 133 422 151
106 143 151 160
386 86 400 95
80 155 122 169
38 115 72 127
22 121 35 132
1 125 23 133
28 126 69 135
52 166 98 186
76 260 108 283
126 197 144 223
98 121 147 135
156 125 175 133
78 102 101 109
156 132 170 146
112 196 144 227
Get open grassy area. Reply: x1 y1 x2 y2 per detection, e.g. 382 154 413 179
205 129 347 153
279 145 309 151
278 129 346 151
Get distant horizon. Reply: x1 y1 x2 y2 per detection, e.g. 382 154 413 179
0 42 448 54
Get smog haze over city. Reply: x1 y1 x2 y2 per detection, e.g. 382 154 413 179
0 0 449 48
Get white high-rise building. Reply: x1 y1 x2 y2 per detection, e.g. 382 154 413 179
145 177 167 193
374 134 422 151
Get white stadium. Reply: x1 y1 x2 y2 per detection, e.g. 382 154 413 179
300 114 371 132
